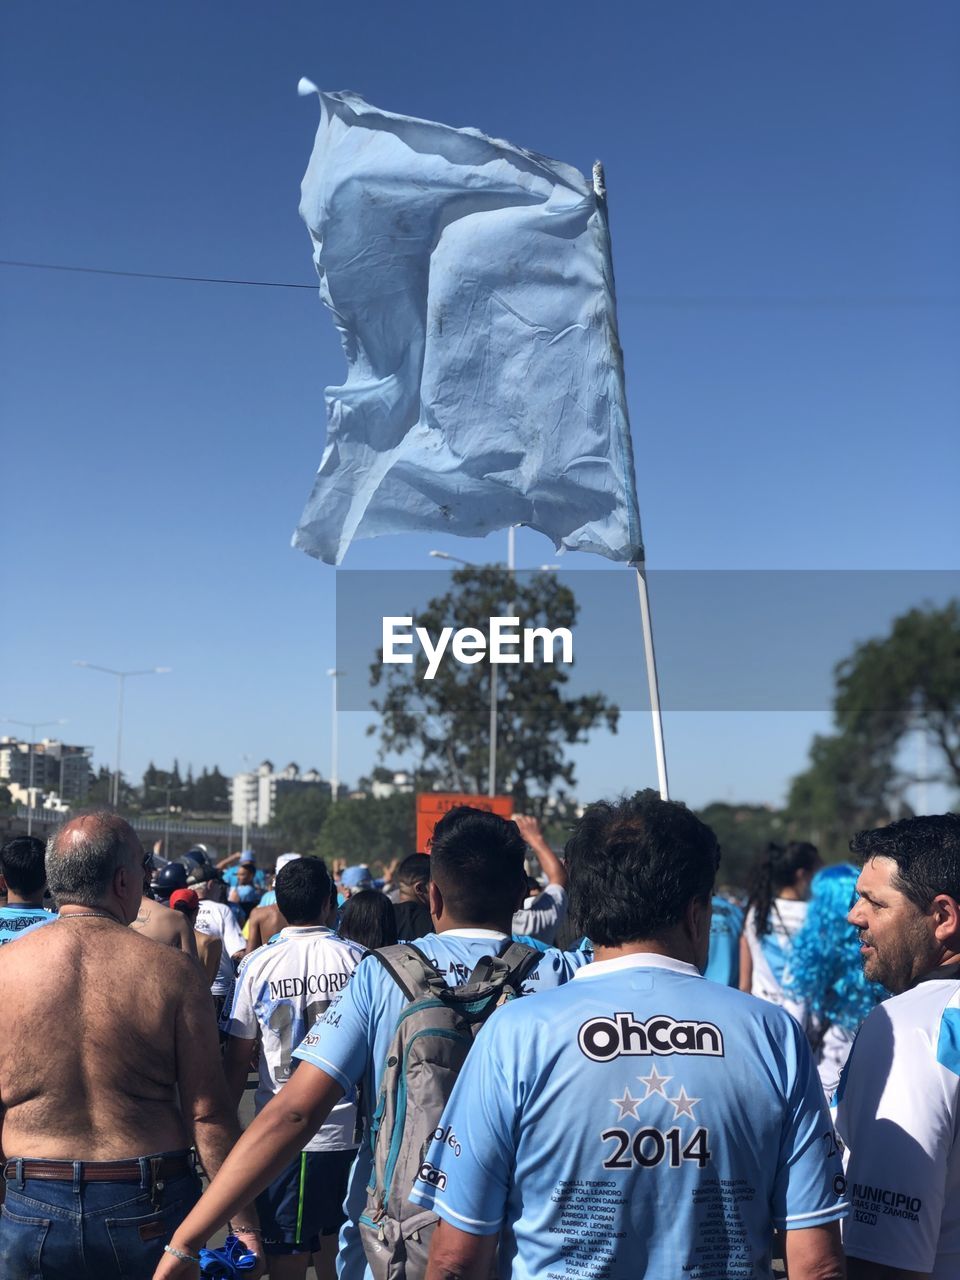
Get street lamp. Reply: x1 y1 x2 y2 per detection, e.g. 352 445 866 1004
73 662 171 807
1 717 68 835
327 669 345 803
428 534 520 797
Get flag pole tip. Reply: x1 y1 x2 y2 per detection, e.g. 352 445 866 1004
298 77 320 98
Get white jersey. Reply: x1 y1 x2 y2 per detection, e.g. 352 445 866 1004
743 898 808 1026
836 970 960 1278
223 925 365 1152
511 882 567 944
196 898 246 997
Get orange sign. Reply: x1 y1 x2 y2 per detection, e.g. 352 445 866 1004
416 792 514 852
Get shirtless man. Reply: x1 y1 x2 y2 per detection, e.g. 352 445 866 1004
244 899 288 954
132 893 200 956
0 811 260 1279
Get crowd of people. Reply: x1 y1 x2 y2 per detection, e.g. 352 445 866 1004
0 799 958 1280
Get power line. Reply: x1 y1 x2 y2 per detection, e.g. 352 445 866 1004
0 258 318 290
1 257 957 309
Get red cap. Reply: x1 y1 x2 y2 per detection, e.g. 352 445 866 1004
169 888 199 913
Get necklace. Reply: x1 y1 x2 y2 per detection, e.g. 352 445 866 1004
58 910 123 923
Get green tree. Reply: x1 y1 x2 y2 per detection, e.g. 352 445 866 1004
695 802 788 891
370 566 618 815
0 784 13 814
314 794 416 870
88 765 113 805
192 766 230 813
834 603 960 788
273 788 332 852
786 732 899 855
786 602 959 849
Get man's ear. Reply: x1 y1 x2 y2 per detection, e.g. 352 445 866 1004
428 879 443 922
415 879 430 906
684 894 712 946
931 894 960 947
113 861 131 899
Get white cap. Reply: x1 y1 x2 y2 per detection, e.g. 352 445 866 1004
275 852 302 873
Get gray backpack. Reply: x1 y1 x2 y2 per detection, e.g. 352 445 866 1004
359 940 541 1280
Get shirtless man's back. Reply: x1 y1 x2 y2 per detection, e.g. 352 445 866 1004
1 918 212 1160
132 893 199 957
0 812 258 1279
245 901 288 954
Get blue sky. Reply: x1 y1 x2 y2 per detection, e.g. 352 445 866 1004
2 2 957 821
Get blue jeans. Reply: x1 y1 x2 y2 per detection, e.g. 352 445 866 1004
0 1153 201 1279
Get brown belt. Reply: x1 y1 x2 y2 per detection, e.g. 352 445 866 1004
4 1153 193 1183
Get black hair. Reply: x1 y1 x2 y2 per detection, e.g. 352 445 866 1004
0 836 48 897
275 856 334 925
565 791 720 947
394 853 431 890
850 814 960 912
746 841 820 938
429 806 527 923
339 890 398 951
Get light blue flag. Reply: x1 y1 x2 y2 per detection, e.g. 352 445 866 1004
293 83 643 566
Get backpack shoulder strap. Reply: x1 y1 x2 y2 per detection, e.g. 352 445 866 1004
369 942 446 1002
498 941 542 991
467 941 541 992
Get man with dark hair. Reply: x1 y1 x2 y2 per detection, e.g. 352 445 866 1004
392 853 432 941
157 805 574 1280
411 791 846 1280
838 813 960 1279
221 857 363 1280
0 810 256 1277
0 835 56 944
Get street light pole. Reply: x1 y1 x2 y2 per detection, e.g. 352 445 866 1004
327 669 344 802
429 529 519 797
73 662 171 808
2 717 67 835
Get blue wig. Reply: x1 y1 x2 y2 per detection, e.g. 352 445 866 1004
785 863 885 1033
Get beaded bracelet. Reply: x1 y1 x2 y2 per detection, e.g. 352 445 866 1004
163 1242 201 1264
229 1222 264 1236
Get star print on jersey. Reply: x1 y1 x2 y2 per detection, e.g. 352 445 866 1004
666 1086 700 1120
637 1066 672 1098
610 1087 642 1120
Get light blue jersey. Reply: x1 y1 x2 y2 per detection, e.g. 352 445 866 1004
293 929 575 1280
703 895 744 987
412 953 847 1280
0 904 55 946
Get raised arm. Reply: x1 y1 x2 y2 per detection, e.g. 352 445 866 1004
513 815 566 888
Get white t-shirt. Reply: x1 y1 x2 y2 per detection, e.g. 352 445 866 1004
836 970 960 1278
196 898 247 997
222 925 365 1152
511 882 567 944
743 897 808 1027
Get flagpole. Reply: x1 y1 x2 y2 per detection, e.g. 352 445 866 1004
593 159 670 801
631 562 670 801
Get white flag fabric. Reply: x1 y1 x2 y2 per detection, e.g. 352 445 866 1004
293 84 643 566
